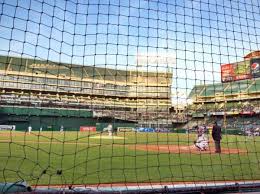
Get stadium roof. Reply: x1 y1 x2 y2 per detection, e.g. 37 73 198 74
0 55 172 84
244 50 260 59
188 78 260 101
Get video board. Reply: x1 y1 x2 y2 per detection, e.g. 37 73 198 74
221 61 252 82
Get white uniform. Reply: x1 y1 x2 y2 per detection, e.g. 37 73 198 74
28 126 32 134
107 124 113 136
195 134 208 151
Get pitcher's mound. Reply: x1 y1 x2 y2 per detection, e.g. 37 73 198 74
90 135 125 140
132 144 247 154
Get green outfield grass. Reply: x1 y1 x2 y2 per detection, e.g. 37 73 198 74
0 131 260 185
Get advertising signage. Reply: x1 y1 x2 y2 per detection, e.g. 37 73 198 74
221 61 252 82
250 58 260 78
221 64 233 82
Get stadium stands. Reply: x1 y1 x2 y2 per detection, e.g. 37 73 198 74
187 52 260 132
189 78 260 102
203 84 225 97
0 55 175 129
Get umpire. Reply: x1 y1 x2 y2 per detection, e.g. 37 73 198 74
212 121 222 153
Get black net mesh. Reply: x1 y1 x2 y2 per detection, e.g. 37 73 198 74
0 0 260 192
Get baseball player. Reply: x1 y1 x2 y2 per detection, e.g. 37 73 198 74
107 124 113 136
103 123 113 136
194 126 209 151
60 125 64 133
28 125 32 134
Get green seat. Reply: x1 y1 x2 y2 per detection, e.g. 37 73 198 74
248 80 260 92
224 80 252 95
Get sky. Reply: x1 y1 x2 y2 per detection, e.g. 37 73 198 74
0 0 259 105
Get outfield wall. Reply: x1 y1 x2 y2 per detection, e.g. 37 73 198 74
0 106 136 131
1 115 97 131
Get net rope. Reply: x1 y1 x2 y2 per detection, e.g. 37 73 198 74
0 0 260 193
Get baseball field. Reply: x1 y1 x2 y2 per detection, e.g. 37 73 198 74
0 131 259 186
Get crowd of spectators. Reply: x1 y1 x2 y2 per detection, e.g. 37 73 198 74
206 116 260 136
188 101 259 115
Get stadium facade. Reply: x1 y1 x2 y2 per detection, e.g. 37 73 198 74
0 55 174 131
188 51 260 130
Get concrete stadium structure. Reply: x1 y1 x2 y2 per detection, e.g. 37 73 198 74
0 55 176 130
188 51 260 129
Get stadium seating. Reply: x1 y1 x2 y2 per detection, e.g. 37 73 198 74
203 84 225 96
188 86 205 99
224 80 251 95
189 78 260 100
206 115 260 130
248 80 260 93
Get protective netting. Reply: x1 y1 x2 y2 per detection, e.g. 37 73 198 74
0 0 260 193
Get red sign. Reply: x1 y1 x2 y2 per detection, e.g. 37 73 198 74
80 126 96 131
221 64 234 82
240 111 255 115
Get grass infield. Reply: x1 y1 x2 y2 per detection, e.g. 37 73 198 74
0 131 260 185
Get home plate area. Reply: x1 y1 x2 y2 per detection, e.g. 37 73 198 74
130 144 247 154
